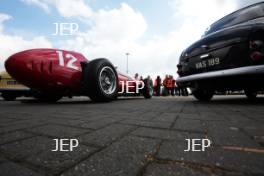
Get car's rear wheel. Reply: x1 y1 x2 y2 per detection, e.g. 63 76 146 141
81 58 118 102
1 92 17 101
142 78 153 99
192 88 214 101
244 89 257 100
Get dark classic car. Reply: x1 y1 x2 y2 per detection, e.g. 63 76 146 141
177 2 264 101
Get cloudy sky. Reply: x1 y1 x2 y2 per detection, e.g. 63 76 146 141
0 0 262 78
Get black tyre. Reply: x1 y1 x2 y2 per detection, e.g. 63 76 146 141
244 89 257 100
142 78 153 99
1 92 17 101
192 89 214 101
81 58 118 102
33 91 63 102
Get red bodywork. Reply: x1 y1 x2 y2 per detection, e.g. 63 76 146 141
5 49 137 95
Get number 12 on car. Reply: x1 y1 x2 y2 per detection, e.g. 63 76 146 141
56 50 79 71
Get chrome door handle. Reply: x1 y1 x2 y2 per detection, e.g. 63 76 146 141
201 45 210 49
200 53 211 59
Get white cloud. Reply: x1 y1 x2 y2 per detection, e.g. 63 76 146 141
0 13 52 71
0 13 12 32
169 0 237 40
88 3 147 42
20 0 50 13
51 0 93 18
0 13 11 22
21 0 93 18
59 3 151 76
235 0 263 8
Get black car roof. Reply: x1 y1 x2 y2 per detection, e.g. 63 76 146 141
204 1 264 36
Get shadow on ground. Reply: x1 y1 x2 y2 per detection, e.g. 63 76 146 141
194 96 264 105
16 96 145 105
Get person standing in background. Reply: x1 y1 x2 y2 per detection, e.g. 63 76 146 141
167 75 172 95
154 76 162 96
162 75 169 96
134 73 139 80
167 75 175 96
140 76 144 81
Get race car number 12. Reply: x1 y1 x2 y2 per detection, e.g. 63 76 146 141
56 50 79 70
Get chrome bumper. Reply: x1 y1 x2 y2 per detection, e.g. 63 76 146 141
0 88 30 91
177 65 264 83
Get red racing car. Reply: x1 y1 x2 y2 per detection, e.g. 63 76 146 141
5 49 153 102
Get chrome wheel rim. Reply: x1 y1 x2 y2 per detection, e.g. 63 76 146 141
99 66 117 95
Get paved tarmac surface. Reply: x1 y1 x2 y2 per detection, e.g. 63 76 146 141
0 95 263 176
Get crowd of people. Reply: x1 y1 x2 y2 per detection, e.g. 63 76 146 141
134 73 188 96
134 73 144 82
154 75 188 96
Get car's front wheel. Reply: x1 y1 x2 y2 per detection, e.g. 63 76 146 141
192 88 214 101
81 58 118 102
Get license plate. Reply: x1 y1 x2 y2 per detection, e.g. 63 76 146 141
195 57 220 69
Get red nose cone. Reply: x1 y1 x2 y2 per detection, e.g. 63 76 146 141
5 50 34 84
5 49 87 92
5 49 58 89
